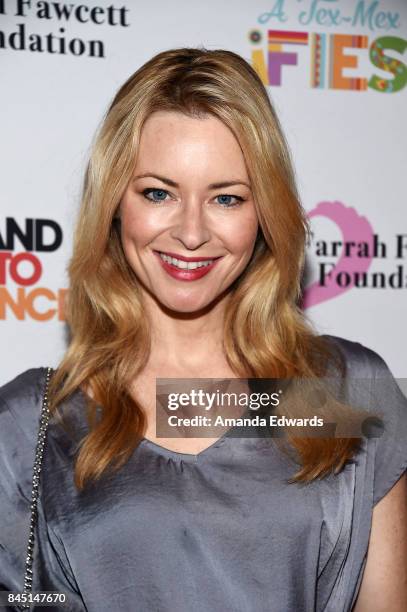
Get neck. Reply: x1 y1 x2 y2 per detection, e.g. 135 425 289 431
141 288 231 369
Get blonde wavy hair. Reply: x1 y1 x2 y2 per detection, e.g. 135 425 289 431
48 46 364 491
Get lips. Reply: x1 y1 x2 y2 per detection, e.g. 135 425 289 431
155 250 222 262
153 250 222 281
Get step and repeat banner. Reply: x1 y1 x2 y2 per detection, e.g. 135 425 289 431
1 0 406 384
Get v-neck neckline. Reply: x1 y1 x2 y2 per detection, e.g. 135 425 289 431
139 433 231 462
76 384 244 463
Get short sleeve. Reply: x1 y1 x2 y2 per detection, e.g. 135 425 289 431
364 350 407 506
0 370 86 611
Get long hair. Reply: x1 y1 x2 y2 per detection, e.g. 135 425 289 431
48 46 363 491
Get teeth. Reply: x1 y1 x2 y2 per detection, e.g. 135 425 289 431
159 252 215 270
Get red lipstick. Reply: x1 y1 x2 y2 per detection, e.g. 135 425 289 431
154 251 222 281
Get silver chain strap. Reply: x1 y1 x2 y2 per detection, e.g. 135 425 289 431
20 366 53 610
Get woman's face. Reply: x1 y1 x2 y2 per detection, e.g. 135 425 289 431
119 110 259 313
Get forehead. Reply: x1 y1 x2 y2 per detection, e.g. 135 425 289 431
140 110 239 143
136 111 249 179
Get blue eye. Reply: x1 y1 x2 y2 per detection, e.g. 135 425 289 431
141 188 245 208
142 188 169 202
216 194 244 208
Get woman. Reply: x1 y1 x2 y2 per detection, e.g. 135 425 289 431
0 47 406 612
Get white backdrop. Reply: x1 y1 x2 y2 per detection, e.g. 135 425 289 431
1 0 406 385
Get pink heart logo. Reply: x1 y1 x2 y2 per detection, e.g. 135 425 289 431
302 201 375 309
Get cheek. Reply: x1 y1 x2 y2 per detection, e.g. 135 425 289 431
120 200 161 246
225 214 259 253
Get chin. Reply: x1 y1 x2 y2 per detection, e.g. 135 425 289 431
158 294 215 315
164 301 208 314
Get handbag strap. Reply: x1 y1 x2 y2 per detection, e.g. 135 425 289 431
20 366 53 610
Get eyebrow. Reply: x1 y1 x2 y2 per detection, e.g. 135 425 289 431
132 173 251 190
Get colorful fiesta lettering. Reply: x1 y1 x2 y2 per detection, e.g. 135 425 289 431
250 29 407 92
258 0 400 32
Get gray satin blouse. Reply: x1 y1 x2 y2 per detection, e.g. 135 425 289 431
1 335 407 612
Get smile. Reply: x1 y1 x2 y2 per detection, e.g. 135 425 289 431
158 252 215 270
153 250 223 281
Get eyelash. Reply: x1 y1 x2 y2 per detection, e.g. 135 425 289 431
141 188 245 208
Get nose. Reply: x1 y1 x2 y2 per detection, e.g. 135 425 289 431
170 197 211 250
